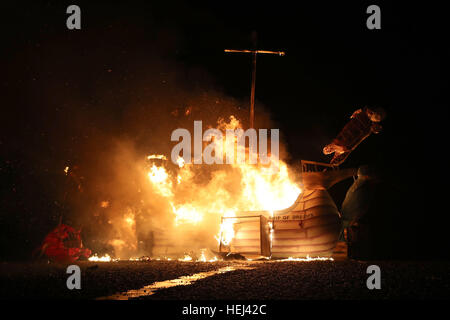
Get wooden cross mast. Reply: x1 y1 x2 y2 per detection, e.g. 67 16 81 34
224 48 285 129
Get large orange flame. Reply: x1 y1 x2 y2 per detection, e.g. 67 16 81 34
102 116 301 258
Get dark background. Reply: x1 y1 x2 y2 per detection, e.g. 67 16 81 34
1 1 448 260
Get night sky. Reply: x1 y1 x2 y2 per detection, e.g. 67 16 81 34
1 1 448 260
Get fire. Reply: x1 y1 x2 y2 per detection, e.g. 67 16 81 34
148 164 170 184
176 156 185 168
147 154 167 160
216 210 237 246
88 254 113 262
124 213 135 227
107 116 301 258
179 255 193 262
147 164 173 197
197 251 207 262
281 255 334 262
239 161 300 211
100 201 109 208
176 249 218 262
172 204 203 226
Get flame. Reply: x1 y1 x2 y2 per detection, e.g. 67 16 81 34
197 251 207 262
239 161 300 211
281 255 334 262
217 115 240 130
216 210 237 246
125 214 135 227
147 164 173 197
88 254 113 262
177 249 218 262
179 255 193 262
100 201 109 208
176 156 185 168
107 116 301 258
145 116 300 246
172 204 203 226
147 154 167 160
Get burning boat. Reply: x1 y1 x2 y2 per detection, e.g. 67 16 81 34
85 115 361 261
218 161 356 259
